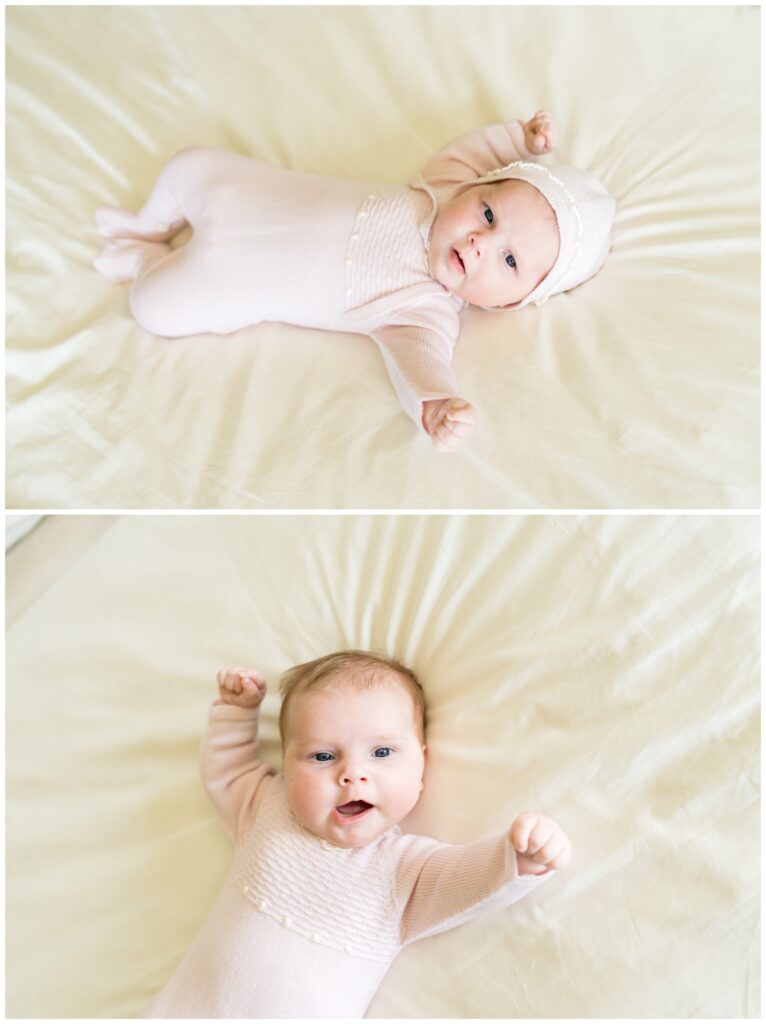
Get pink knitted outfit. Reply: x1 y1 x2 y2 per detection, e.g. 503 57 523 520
139 703 552 1018
102 122 547 425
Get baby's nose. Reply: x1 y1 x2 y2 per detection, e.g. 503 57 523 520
340 766 369 784
468 233 483 257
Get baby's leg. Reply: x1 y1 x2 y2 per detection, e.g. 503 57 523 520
95 146 227 242
127 242 244 338
93 238 172 285
97 147 267 337
95 206 186 243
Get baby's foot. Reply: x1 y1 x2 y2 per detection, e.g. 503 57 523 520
422 397 477 452
93 237 170 284
96 205 184 242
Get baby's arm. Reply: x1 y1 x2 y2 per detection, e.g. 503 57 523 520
371 315 475 452
415 111 558 189
396 811 570 944
200 667 277 841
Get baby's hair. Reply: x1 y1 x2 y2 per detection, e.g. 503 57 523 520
278 649 426 745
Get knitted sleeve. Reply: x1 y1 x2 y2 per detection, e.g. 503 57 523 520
416 120 536 190
370 315 462 427
199 702 278 841
394 831 554 944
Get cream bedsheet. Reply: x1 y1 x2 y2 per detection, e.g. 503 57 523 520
5 514 759 1017
5 6 760 509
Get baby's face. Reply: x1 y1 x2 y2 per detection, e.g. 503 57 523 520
282 675 426 849
428 179 560 308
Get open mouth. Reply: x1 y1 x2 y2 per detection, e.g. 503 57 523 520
333 800 374 824
450 249 465 274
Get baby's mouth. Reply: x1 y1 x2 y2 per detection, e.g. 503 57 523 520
451 248 465 273
336 800 373 817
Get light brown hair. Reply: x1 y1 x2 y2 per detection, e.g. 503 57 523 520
278 649 426 745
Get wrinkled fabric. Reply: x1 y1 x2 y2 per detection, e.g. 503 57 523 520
5 6 759 508
6 515 760 1017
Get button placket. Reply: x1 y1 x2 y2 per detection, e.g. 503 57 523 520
345 191 378 308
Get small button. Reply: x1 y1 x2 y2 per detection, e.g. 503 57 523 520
283 915 292 927
351 232 359 241
242 885 249 894
344 943 354 955
312 932 322 943
258 898 268 911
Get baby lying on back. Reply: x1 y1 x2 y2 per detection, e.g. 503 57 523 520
139 651 571 1018
96 112 614 451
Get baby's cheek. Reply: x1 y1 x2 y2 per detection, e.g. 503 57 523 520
390 770 424 819
285 773 324 827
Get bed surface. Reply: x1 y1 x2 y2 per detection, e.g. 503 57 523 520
6 6 760 509
5 514 760 1017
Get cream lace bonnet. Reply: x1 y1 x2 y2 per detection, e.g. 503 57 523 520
460 160 616 310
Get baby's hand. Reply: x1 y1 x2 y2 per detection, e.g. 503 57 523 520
216 667 267 709
521 110 558 155
422 397 476 453
510 812 572 875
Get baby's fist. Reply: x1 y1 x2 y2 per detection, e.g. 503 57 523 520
216 667 267 709
422 397 477 452
510 812 571 875
521 110 558 155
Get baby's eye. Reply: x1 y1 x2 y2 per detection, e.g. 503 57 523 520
505 253 517 269
483 204 494 225
311 752 334 763
373 747 392 758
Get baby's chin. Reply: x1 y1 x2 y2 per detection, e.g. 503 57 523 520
317 825 387 850
456 284 511 309
293 809 390 850
442 271 521 309
329 832 376 850
438 275 482 306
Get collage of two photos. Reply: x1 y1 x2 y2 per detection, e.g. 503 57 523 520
5 5 760 1021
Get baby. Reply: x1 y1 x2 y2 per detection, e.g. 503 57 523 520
139 651 571 1018
95 113 615 452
